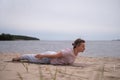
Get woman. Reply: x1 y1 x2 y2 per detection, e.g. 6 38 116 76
12 38 85 65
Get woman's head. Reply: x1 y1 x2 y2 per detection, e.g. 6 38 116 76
72 38 85 52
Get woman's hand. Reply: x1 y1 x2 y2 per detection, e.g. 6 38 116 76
35 54 43 59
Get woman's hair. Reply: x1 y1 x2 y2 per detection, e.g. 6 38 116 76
72 38 85 48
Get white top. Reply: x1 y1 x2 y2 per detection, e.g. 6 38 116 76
50 48 76 65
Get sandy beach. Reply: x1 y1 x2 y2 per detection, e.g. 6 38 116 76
0 53 120 80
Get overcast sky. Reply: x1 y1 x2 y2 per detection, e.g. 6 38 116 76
0 0 120 40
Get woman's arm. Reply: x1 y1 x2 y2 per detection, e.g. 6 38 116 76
35 51 63 59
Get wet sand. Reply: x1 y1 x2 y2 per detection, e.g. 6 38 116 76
0 53 120 80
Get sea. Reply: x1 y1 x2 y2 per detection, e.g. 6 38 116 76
0 40 120 57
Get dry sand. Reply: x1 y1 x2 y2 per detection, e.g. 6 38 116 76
0 53 120 80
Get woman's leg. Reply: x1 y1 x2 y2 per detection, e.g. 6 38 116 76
12 54 31 62
12 54 51 64
37 57 51 64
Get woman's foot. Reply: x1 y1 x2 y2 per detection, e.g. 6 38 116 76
12 57 20 62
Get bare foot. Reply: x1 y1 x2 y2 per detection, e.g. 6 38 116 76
12 57 20 62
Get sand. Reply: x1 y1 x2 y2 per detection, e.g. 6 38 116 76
0 53 120 80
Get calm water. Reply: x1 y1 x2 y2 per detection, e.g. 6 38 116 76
0 40 120 57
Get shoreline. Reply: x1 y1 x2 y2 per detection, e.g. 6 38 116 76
0 53 120 80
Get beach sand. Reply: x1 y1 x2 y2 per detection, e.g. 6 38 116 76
0 53 120 80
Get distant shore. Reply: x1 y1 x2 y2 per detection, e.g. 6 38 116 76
112 39 120 41
0 53 120 80
0 33 40 41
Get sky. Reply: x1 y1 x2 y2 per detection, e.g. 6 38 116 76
0 0 120 40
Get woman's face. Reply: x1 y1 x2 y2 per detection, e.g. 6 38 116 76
77 43 85 52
